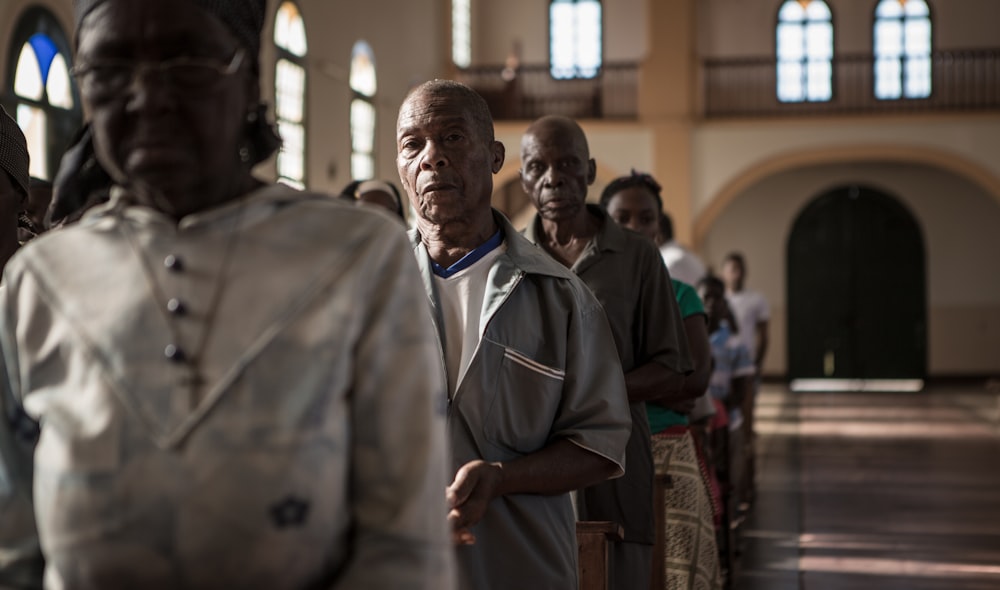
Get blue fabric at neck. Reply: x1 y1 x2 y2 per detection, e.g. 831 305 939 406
431 230 504 278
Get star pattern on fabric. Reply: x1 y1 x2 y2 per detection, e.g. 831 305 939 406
269 495 310 529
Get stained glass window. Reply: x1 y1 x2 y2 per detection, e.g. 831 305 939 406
8 10 79 181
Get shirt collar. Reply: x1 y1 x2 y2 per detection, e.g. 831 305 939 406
410 209 574 281
523 203 626 254
95 183 309 231
430 229 504 278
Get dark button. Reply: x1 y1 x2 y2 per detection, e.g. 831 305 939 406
164 255 184 271
164 344 187 362
270 496 311 528
166 298 187 316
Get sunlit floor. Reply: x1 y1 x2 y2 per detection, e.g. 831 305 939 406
736 383 1000 590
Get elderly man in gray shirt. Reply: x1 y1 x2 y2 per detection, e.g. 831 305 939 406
397 79 632 590
521 115 695 589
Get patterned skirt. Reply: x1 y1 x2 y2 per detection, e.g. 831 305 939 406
651 429 723 590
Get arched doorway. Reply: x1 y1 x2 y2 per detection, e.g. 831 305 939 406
787 185 926 380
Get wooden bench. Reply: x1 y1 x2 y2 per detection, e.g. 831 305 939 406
577 521 624 590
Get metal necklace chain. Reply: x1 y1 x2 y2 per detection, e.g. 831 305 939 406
117 198 248 408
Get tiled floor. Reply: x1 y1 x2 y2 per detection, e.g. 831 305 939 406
737 384 1000 590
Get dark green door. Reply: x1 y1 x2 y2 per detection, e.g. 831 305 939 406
787 185 926 379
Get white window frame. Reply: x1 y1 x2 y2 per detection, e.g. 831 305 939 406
776 0 834 103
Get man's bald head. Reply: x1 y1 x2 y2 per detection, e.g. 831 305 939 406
400 79 495 144
521 115 590 160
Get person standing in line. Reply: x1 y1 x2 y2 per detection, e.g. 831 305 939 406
0 1 454 588
520 116 694 590
699 275 755 519
720 251 770 502
601 170 723 590
354 179 406 220
397 80 632 590
721 252 769 377
657 210 706 287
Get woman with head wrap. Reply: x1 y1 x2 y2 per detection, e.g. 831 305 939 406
355 179 406 220
0 2 454 589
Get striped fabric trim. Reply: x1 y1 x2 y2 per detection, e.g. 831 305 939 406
503 348 565 381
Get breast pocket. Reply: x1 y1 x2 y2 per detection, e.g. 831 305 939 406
482 345 566 457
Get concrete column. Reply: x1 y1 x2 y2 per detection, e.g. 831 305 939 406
638 0 698 247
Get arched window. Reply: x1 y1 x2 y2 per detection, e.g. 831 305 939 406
776 0 833 103
349 41 376 181
4 7 80 181
452 0 471 68
549 0 602 80
874 0 931 100
274 1 307 189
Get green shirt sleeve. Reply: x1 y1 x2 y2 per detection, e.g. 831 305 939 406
671 279 705 319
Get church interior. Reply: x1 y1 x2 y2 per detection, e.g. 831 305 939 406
1 0 998 587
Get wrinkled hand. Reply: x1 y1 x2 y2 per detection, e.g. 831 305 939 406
446 460 503 545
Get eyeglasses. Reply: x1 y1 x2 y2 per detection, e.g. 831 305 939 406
72 49 246 99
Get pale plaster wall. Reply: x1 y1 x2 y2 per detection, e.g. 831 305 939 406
701 161 1000 377
267 0 447 195
692 115 1000 220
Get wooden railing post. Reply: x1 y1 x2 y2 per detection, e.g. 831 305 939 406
577 521 624 590
650 472 674 590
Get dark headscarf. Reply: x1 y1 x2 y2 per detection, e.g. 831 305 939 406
47 124 112 228
75 0 267 62
71 0 281 171
0 105 30 202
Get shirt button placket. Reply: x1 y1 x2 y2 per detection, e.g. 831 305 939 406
163 254 187 363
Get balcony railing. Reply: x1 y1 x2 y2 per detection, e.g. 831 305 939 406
455 62 638 120
456 50 998 121
704 49 1000 118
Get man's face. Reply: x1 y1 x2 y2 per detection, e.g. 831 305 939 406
721 259 744 290
520 120 595 223
699 284 727 322
396 90 504 226
76 0 251 216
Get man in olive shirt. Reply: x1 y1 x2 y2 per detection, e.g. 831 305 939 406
521 115 695 588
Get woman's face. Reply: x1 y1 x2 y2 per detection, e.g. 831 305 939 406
604 186 660 242
76 0 253 217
